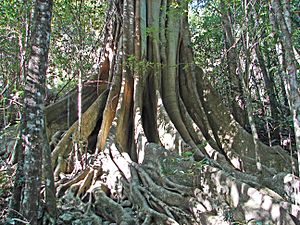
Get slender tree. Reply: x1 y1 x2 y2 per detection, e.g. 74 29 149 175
271 0 300 175
219 0 247 127
9 0 56 224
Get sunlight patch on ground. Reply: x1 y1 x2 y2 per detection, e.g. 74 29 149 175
230 182 239 207
246 188 263 207
270 204 280 221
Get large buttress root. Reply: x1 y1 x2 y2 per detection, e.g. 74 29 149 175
51 89 108 178
45 0 300 224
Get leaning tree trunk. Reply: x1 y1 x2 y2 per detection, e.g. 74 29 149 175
46 0 300 224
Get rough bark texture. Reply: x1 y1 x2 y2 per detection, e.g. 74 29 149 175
9 1 56 224
41 0 300 224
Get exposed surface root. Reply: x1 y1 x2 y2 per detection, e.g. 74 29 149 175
54 142 300 225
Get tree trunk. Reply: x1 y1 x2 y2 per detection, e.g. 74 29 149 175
271 0 300 176
9 1 56 224
220 0 247 128
45 0 300 224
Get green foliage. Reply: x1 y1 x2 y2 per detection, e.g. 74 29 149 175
182 151 193 158
0 170 9 195
189 2 222 67
161 152 209 177
290 0 300 51
0 0 107 126
0 0 30 128
48 0 107 97
145 26 159 38
189 0 299 149
189 1 227 98
126 54 162 75
168 0 192 17
0 0 24 24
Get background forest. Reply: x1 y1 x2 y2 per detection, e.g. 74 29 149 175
0 0 300 224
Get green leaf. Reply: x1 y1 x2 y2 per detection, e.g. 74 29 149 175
182 151 193 158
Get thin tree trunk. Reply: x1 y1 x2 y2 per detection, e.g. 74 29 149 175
255 44 280 118
220 0 247 127
271 0 300 175
9 1 55 224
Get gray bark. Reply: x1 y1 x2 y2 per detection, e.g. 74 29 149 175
9 0 55 224
271 0 300 175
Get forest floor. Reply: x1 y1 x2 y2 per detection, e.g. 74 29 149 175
0 162 13 223
0 123 297 224
0 125 17 224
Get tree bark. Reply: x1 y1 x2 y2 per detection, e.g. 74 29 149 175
219 0 248 128
271 0 300 175
9 1 56 224
43 0 300 224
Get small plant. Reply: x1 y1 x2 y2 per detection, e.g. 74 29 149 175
0 170 9 196
182 151 194 158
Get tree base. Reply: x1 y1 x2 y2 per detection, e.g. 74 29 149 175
53 142 300 225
